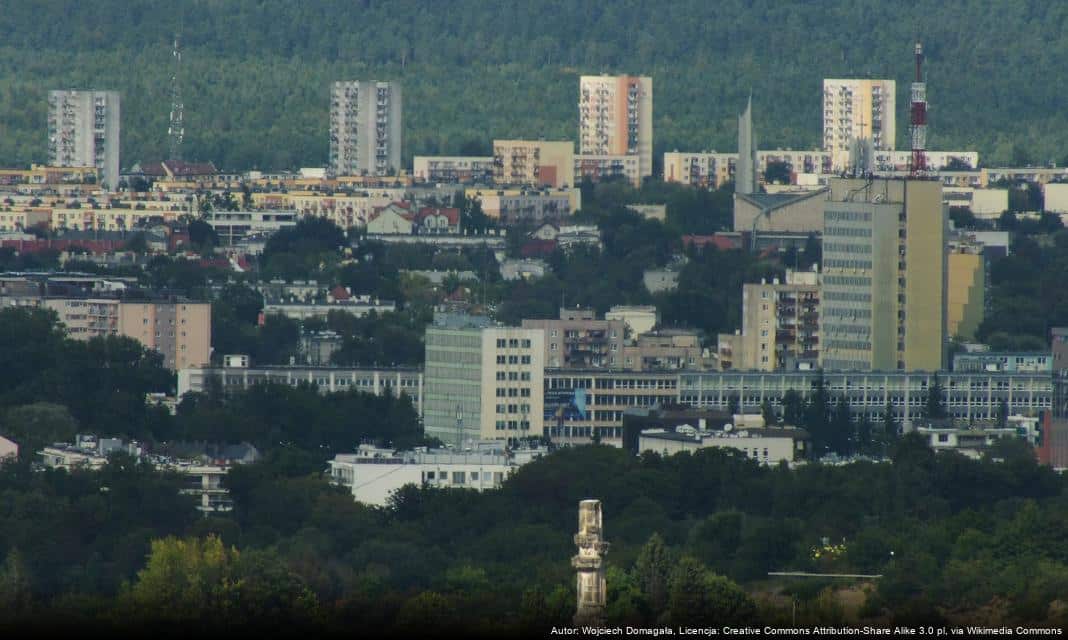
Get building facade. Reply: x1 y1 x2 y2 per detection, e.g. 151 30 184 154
947 243 986 341
48 90 121 190
822 79 896 171
329 80 402 177
726 269 820 371
821 178 946 371
493 140 575 189
522 308 627 369
578 75 653 182
412 156 494 184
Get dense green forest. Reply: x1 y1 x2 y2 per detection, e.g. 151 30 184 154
1 1 1066 169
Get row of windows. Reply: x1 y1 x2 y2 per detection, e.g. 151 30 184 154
824 275 871 287
823 290 872 302
496 371 533 381
825 339 872 350
495 338 533 349
494 420 531 430
824 242 872 254
826 210 873 222
825 226 872 238
423 470 505 484
495 403 532 414
824 306 873 319
824 258 873 270
426 349 480 365
496 355 533 365
495 387 532 397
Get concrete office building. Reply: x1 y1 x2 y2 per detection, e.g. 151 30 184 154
424 313 545 446
329 81 402 177
822 79 896 172
48 90 121 190
638 425 810 466
493 140 575 188
579 75 653 182
820 178 946 371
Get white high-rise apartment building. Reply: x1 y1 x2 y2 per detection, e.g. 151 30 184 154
329 81 402 177
822 79 895 172
579 75 652 182
47 90 120 190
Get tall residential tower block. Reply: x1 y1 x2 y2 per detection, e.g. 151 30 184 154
329 81 402 177
822 79 895 172
47 90 121 190
579 75 652 182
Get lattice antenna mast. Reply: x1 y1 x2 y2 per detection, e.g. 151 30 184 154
909 41 927 176
167 31 185 161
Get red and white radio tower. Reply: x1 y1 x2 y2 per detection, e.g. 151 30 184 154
910 41 927 176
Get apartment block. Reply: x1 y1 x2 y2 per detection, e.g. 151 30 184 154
579 75 653 181
821 178 946 371
522 308 626 369
423 313 545 446
574 154 642 187
329 81 402 177
723 269 820 371
621 330 712 371
493 140 574 188
117 301 211 370
822 79 896 171
48 90 121 190
663 152 736 188
412 156 494 184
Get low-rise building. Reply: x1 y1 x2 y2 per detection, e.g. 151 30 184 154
412 156 494 184
574 154 642 188
643 268 679 293
499 258 548 281
327 442 545 506
638 424 810 466
0 435 17 461
177 362 424 414
466 187 581 226
493 140 575 188
262 295 396 322
622 330 712 371
204 210 298 245
952 352 1052 374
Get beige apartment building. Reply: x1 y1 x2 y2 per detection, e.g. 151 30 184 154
822 79 896 172
522 308 627 369
720 269 820 371
579 75 653 181
820 178 946 371
1 296 210 370
493 140 575 189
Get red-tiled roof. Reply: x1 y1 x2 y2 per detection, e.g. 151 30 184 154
416 207 460 226
682 234 742 251
330 285 351 300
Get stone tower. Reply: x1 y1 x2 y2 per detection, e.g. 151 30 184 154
572 499 609 625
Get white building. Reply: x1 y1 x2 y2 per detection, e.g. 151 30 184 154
262 296 396 322
48 90 121 190
327 443 543 506
329 80 402 177
605 305 660 336
638 424 810 466
822 79 896 172
204 210 298 245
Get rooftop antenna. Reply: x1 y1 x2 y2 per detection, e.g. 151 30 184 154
167 24 185 161
909 41 927 176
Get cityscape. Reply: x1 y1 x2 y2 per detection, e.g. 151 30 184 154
1 1 1067 636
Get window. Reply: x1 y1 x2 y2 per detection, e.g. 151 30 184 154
496 338 506 348
521 355 531 364
426 471 435 480
496 372 506 381
497 355 506 364
508 339 519 348
470 472 479 481
550 342 558 351
521 339 531 348
452 471 465 484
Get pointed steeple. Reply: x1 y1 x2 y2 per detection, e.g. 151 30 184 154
736 92 758 195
